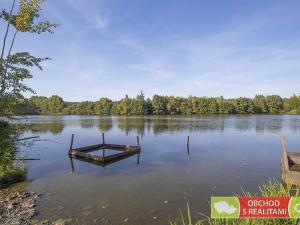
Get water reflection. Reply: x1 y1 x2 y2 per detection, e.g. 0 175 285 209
69 152 141 171
97 117 113 132
290 118 300 132
80 119 96 129
118 117 147 136
28 121 65 135
17 115 300 225
24 115 300 135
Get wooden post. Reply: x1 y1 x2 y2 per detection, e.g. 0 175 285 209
187 136 190 155
102 133 105 144
70 157 75 173
281 137 289 172
137 153 140 165
136 136 140 147
70 134 74 150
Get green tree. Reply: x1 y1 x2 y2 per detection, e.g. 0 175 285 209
266 95 283 114
186 96 198 114
95 97 112 115
0 0 57 117
207 98 219 114
116 95 132 115
131 91 146 115
48 95 64 114
76 101 95 115
152 95 167 115
283 95 300 113
166 96 182 115
217 96 235 114
30 96 49 114
194 98 204 114
253 95 268 113
235 97 254 114
145 98 153 115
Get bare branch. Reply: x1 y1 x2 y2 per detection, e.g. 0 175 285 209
1 0 16 62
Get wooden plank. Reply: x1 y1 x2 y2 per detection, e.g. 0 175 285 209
69 134 74 150
70 151 139 167
71 143 139 152
72 144 105 152
281 137 289 172
70 151 105 162
15 136 40 141
70 149 140 163
287 152 300 165
102 144 140 151
283 170 300 185
281 137 300 185
104 149 140 162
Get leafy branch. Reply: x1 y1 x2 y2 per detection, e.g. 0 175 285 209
0 0 57 117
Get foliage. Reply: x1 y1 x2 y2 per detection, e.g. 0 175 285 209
284 95 300 114
253 95 268 113
0 0 57 118
235 97 254 114
16 93 300 116
95 97 112 115
152 95 167 115
0 164 26 188
0 120 26 188
266 95 283 114
170 179 300 225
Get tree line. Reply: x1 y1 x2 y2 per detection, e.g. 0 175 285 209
14 92 300 115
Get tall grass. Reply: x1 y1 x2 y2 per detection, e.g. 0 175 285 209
170 179 300 225
0 120 26 188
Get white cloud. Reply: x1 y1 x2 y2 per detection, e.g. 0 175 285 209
94 15 108 29
115 4 300 98
65 0 108 30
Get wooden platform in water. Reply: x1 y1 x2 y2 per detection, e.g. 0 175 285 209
281 137 300 185
69 150 140 169
68 133 141 164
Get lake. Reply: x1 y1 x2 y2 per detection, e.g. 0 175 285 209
15 115 300 225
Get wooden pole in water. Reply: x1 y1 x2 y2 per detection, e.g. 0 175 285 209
70 157 75 173
137 153 140 164
187 135 190 155
102 133 105 144
136 136 140 147
70 134 74 150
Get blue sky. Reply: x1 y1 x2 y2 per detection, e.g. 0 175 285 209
2 0 300 101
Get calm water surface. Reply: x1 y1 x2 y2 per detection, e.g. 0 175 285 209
16 115 300 225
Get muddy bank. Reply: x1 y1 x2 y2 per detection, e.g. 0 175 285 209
0 190 37 225
0 188 72 225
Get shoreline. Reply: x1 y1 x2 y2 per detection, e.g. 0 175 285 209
0 187 71 225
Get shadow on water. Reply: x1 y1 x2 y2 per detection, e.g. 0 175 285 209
69 152 141 172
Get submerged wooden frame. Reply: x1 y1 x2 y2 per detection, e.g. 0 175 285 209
281 137 300 185
68 133 141 164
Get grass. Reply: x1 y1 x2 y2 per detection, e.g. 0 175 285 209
0 164 27 188
170 180 300 225
0 120 27 188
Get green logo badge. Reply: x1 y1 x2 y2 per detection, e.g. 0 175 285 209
211 197 240 218
289 197 300 218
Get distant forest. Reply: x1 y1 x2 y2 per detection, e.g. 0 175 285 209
13 92 300 116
